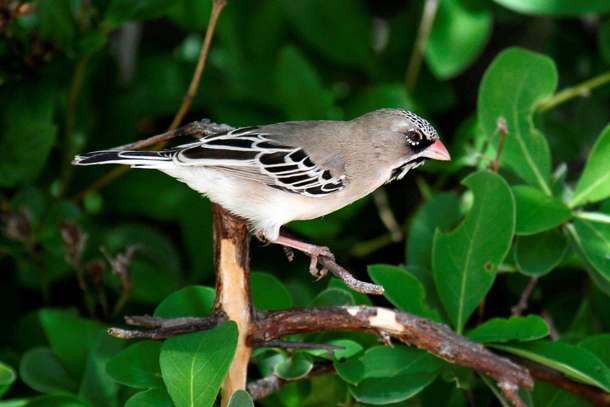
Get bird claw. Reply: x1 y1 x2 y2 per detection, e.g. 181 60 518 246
283 247 295 262
307 246 334 281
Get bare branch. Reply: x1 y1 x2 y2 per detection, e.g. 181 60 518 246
107 312 227 340
247 364 334 401
511 277 538 316
318 256 384 295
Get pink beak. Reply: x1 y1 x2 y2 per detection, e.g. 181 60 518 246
423 139 451 161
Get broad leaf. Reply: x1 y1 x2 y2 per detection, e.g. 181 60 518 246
160 321 238 407
532 381 590 407
579 334 610 368
154 286 215 318
228 390 254 407
251 272 293 310
433 171 515 332
570 124 610 207
349 372 438 405
494 340 610 391
106 341 162 389
125 388 173 407
0 362 16 398
19 347 76 394
478 48 555 194
407 192 462 270
368 264 440 321
514 229 569 276
426 0 492 78
467 315 549 343
512 185 572 235
494 0 610 15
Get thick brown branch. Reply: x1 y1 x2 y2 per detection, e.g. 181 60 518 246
247 364 334 401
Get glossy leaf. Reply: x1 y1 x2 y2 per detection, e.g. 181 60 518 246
349 372 438 405
433 171 515 332
478 48 555 194
467 315 549 343
570 124 610 207
426 0 492 78
494 0 610 15
19 347 76 394
579 334 610 368
407 192 461 270
514 229 569 276
274 353 314 380
513 185 572 235
227 390 254 407
494 340 610 391
160 321 238 407
571 218 610 283
368 264 440 321
251 272 293 310
106 341 163 389
125 388 174 407
0 362 16 398
154 286 215 318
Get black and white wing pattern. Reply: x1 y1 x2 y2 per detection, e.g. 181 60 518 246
174 127 347 197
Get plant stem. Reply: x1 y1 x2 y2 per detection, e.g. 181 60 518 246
537 70 610 113
405 0 439 92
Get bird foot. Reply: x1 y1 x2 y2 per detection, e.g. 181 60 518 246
273 233 335 281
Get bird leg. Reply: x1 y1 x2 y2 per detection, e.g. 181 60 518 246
272 233 335 280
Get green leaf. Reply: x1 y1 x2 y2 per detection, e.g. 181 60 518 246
514 229 569 276
493 0 610 15
513 185 572 235
0 83 57 187
19 347 76 394
467 315 549 343
274 46 334 119
368 264 440 321
426 0 492 78
160 321 238 407
154 286 215 318
281 0 371 69
167 0 212 31
274 353 314 380
35 0 75 50
478 48 555 194
311 288 355 307
25 395 89 407
104 0 173 27
349 372 438 405
306 339 364 361
532 381 590 407
570 124 610 207
570 218 610 283
407 192 461 270
432 171 515 332
125 388 174 407
346 84 416 118
106 341 162 389
0 362 16 398
251 272 293 310
494 340 610 391
579 334 610 368
78 337 123 407
227 390 254 407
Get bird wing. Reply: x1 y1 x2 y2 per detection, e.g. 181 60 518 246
172 126 347 197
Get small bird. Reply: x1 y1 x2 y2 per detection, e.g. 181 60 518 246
74 108 450 274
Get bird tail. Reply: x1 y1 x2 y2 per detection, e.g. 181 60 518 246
72 149 176 169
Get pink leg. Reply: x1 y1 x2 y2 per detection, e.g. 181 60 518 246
273 233 335 280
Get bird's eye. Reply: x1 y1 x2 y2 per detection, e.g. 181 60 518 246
405 130 423 146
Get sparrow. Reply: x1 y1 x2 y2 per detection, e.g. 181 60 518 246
73 108 450 274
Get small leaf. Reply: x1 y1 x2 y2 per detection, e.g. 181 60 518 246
19 347 76 394
251 272 293 310
305 339 364 361
493 0 610 15
160 321 238 407
513 185 572 235
274 353 314 380
407 192 461 270
368 264 440 321
514 229 569 276
311 288 354 307
349 372 438 405
570 124 610 207
494 340 610 391
478 48 555 193
106 341 163 389
227 390 254 407
125 388 174 407
432 171 515 332
154 286 215 318
426 0 492 78
467 315 549 343
570 218 610 283
0 361 16 398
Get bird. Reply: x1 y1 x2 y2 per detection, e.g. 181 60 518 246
73 108 450 276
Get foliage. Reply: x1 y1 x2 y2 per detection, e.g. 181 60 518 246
1 1 610 406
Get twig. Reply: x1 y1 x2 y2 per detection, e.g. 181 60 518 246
511 277 538 316
489 117 508 172
107 312 227 339
247 364 334 401
537 70 610 113
541 309 560 340
318 257 384 295
253 339 343 352
372 189 403 242
74 0 227 199
405 0 439 92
